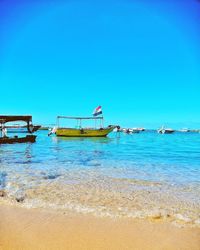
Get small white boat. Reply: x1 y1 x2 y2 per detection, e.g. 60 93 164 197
130 128 140 133
136 127 145 131
158 126 175 134
179 128 190 132
120 128 140 134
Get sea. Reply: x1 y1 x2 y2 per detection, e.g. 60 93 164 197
0 130 200 227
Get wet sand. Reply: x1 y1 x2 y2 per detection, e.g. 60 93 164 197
0 204 200 250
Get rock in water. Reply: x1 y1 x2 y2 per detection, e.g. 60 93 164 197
15 195 25 203
14 190 26 203
0 190 6 197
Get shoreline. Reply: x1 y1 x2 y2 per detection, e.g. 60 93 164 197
0 204 200 250
1 180 200 228
1 187 200 229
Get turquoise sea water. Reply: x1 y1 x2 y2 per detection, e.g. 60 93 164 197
0 131 200 226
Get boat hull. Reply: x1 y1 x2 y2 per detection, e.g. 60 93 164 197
0 135 36 144
56 127 115 137
158 130 175 134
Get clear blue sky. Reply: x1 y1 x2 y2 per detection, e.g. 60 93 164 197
0 0 200 128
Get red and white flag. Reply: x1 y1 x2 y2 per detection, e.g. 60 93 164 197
93 106 103 116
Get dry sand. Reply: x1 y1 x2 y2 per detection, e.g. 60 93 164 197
0 204 199 250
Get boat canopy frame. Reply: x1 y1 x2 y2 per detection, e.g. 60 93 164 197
0 115 34 134
57 116 104 129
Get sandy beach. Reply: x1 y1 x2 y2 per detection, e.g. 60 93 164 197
0 204 200 250
1 0 200 249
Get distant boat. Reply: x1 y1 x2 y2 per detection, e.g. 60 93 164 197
120 128 140 134
130 128 140 134
51 116 116 137
5 125 41 133
124 129 132 134
158 126 175 134
136 127 145 131
179 128 190 132
125 128 145 133
130 128 140 133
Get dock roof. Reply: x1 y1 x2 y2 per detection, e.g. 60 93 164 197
0 115 32 123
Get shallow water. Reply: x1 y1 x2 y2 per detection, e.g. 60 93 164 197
0 131 200 226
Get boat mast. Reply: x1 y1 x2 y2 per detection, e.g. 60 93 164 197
57 117 59 127
102 116 104 128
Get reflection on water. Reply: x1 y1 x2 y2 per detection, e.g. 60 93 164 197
0 131 200 226
52 136 114 147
